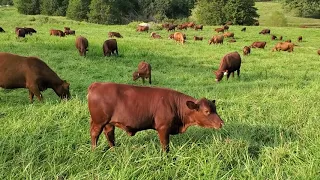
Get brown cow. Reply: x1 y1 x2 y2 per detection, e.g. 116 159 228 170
173 32 185 44
23 27 37 35
215 28 224 33
133 61 152 84
87 82 224 152
285 39 292 43
272 42 294 52
243 46 251 56
209 35 224 45
194 25 203 31
186 22 195 28
103 39 118 56
108 32 123 38
168 34 174 39
66 30 76 35
241 27 246 32
162 23 170 29
214 52 241 82
254 20 259 26
223 32 234 38
0 27 5 32
259 29 270 35
75 36 89 56
16 28 25 38
271 35 277 40
298 36 302 42
136 25 149 33
279 36 283 40
50 29 65 37
223 25 229 30
0 52 71 102
177 24 188 30
64 27 70 31
250 41 267 49
150 32 161 39
167 24 178 32
194 36 203 41
228 39 236 43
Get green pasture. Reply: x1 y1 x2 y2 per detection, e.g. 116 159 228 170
0 6 320 179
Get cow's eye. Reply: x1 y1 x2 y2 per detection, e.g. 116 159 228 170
204 110 210 115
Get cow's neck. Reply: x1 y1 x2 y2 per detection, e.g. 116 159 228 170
177 94 197 133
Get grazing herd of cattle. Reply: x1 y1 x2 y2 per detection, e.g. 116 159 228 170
0 22 319 152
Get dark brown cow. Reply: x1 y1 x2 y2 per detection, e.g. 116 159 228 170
241 27 246 32
259 29 270 35
250 41 267 49
194 25 203 31
186 22 195 28
194 36 203 41
108 32 123 38
167 24 178 32
285 39 292 43
136 25 149 33
103 39 118 56
254 20 260 26
64 27 70 31
16 28 25 38
65 30 75 35
23 27 37 35
298 36 302 42
214 52 241 82
271 35 277 40
223 25 229 30
0 27 5 32
243 46 251 56
223 32 234 38
209 35 224 45
279 36 283 40
0 52 71 102
50 29 65 37
173 32 185 44
215 28 224 33
87 82 224 152
272 42 294 52
133 61 152 84
75 36 89 56
150 32 161 39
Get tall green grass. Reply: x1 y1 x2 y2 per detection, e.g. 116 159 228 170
1 7 320 179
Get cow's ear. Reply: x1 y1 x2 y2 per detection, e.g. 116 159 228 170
212 100 216 104
186 101 199 110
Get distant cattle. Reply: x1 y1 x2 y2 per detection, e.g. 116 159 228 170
209 35 224 45
194 25 203 31
167 24 178 32
214 52 241 82
243 46 251 56
186 22 195 28
285 39 292 43
271 35 277 40
254 20 260 26
50 29 65 37
133 61 152 84
87 82 224 152
103 39 118 56
168 34 174 39
223 32 234 38
241 27 246 32
259 29 270 35
214 28 224 33
136 25 149 33
228 39 236 43
279 36 283 40
250 41 267 49
0 27 5 32
298 36 302 42
16 27 36 35
150 32 161 39
65 30 75 35
0 52 71 102
177 24 188 30
64 27 70 31
162 23 170 29
16 28 25 38
173 32 186 44
108 32 123 38
194 36 203 41
75 36 89 56
272 42 294 52
223 25 229 30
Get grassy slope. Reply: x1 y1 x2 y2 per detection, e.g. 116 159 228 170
1 7 320 179
255 2 320 26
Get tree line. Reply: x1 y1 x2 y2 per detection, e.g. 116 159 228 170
1 0 318 25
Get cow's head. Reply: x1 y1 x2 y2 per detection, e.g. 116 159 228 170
186 98 224 129
132 71 140 81
55 80 71 100
214 70 225 82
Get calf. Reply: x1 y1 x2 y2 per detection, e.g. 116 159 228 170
209 35 224 45
177 24 188 30
214 52 241 82
167 24 177 32
103 39 118 56
75 36 89 56
87 82 224 152
133 61 152 84
136 25 149 33
0 52 70 102
150 32 161 39
187 22 195 28
16 28 25 38
50 29 65 37
65 30 76 35
108 32 123 38
214 28 224 33
250 41 267 49
259 29 270 35
241 27 246 32
243 46 251 56
162 23 170 29
298 36 302 42
24 27 37 35
223 25 229 30
173 32 185 44
272 42 294 52
194 25 203 31
0 27 5 32
194 36 203 41
271 35 277 40
223 32 234 38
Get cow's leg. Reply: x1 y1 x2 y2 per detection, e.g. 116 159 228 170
103 124 115 148
115 48 118 56
226 72 231 80
90 120 104 150
28 90 34 103
28 86 43 102
157 128 170 152
232 72 235 78
237 69 240 77
149 74 152 84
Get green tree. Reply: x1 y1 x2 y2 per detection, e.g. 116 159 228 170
0 0 13 5
87 0 111 24
40 0 69 16
223 0 259 25
282 0 320 18
191 0 226 25
66 0 91 21
14 0 40 14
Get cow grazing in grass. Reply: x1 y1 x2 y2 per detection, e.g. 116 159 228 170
279 36 283 40
214 52 241 82
167 24 178 32
0 52 71 102
209 35 224 45
250 41 267 49
194 36 203 41
173 32 186 44
137 25 149 33
108 32 123 38
223 32 234 38
133 61 152 84
243 46 251 56
87 82 224 152
271 35 277 40
194 25 203 31
259 29 270 35
150 32 162 39
241 27 246 32
16 28 25 38
50 29 65 37
298 36 302 42
103 39 118 57
75 36 89 56
215 28 224 33
272 42 295 52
